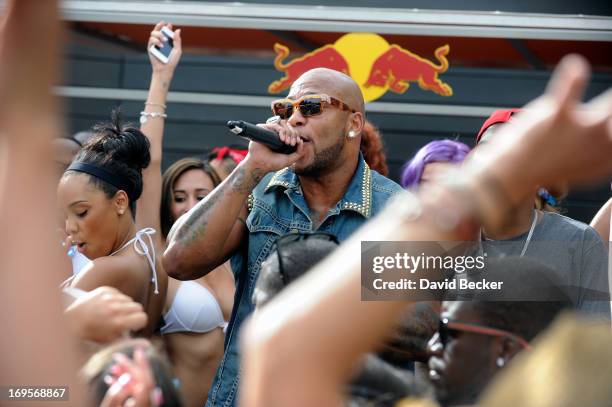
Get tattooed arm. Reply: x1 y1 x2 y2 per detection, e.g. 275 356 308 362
163 125 306 280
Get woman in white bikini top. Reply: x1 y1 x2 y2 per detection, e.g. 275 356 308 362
156 157 234 339
137 23 235 407
154 158 235 407
57 112 167 338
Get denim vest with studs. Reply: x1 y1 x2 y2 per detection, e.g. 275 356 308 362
206 153 403 407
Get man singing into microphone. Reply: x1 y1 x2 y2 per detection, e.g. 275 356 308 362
163 67 402 406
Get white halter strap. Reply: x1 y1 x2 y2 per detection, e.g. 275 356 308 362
111 228 159 294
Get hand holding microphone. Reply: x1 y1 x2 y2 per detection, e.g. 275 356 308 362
227 119 298 154
227 118 306 175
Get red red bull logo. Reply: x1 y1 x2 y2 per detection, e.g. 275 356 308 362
268 33 453 102
268 43 350 93
364 44 452 97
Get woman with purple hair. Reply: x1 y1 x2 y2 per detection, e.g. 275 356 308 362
393 140 472 378
401 140 471 189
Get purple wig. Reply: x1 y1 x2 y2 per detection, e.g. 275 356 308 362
401 140 471 188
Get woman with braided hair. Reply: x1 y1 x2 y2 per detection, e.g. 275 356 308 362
57 111 168 337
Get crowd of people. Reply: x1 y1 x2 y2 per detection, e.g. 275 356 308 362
2 2 612 406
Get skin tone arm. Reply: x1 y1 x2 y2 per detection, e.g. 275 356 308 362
71 254 149 307
136 22 182 240
0 0 85 403
163 122 306 280
590 197 612 242
240 55 612 407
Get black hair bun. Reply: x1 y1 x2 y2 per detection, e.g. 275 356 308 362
87 109 151 171
71 108 151 207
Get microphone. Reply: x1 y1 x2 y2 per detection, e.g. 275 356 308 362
227 120 297 154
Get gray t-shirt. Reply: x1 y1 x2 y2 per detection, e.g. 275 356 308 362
482 211 610 320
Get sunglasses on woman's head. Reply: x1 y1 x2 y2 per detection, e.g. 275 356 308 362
438 317 531 350
270 94 356 120
274 232 339 285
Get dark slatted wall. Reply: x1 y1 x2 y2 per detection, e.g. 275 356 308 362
63 40 612 224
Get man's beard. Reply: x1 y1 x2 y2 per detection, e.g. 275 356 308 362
294 136 345 177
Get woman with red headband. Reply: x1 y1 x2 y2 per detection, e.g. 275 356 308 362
137 22 235 406
208 145 248 180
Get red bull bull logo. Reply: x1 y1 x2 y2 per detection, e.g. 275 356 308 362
268 43 350 93
268 33 453 102
364 44 452 97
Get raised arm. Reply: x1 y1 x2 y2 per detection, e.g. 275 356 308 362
240 55 612 407
136 22 182 239
0 0 84 402
163 124 306 280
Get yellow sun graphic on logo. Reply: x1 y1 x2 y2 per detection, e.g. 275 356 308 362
332 33 390 102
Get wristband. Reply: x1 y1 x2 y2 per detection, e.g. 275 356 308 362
140 111 167 124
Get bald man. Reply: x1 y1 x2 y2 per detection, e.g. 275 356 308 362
163 68 402 406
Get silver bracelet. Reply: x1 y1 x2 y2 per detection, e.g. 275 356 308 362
140 111 167 124
145 101 167 109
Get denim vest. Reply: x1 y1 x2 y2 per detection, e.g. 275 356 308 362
206 154 402 407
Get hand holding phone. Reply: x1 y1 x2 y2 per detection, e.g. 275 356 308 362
149 26 174 64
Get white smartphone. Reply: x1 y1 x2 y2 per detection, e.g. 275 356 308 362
149 26 174 64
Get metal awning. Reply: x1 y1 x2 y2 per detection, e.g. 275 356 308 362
55 85 504 117
60 1 612 41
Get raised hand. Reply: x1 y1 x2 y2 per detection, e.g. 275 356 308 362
0 0 61 120
0 1 86 404
99 345 160 407
244 121 306 174
147 21 182 77
470 54 612 199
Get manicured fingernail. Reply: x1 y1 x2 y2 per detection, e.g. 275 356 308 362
118 373 132 386
104 374 114 385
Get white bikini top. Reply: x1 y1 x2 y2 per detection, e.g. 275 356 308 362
61 228 159 295
110 227 159 295
160 281 228 334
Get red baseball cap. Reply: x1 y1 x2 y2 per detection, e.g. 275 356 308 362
476 108 521 143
